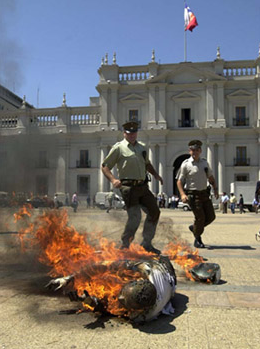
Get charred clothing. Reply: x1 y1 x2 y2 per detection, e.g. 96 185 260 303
46 256 176 322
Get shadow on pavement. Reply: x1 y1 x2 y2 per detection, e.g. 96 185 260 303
81 293 189 333
207 245 256 250
134 292 188 334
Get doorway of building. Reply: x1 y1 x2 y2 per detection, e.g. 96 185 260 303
173 154 189 195
36 175 48 195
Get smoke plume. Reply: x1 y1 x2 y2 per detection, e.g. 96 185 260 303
0 0 24 92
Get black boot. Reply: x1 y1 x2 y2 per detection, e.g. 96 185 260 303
194 238 205 248
141 244 161 255
197 236 205 248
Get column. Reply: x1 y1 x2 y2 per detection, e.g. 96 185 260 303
148 85 156 125
100 89 108 126
207 142 215 175
110 87 118 127
99 146 106 192
217 84 224 120
218 143 225 194
149 144 156 194
56 143 68 194
159 144 166 194
206 83 215 127
158 85 166 125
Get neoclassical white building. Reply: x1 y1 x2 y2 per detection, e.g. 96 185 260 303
1 48 260 201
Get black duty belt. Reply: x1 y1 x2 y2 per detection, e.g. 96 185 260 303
120 179 145 187
185 189 208 195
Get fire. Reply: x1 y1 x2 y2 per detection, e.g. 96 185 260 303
14 207 205 315
13 204 32 222
14 207 156 316
163 239 204 280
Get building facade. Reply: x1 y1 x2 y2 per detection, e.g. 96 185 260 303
0 48 260 202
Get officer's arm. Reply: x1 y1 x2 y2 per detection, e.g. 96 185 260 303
146 163 163 184
176 179 188 203
208 175 219 199
101 165 121 188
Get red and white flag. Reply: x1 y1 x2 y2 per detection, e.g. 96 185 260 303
184 3 198 32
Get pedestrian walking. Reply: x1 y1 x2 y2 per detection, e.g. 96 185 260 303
101 121 163 254
221 192 229 214
176 140 219 248
86 194 91 208
65 193 69 206
229 193 237 214
54 193 59 209
252 198 259 214
255 180 260 201
239 194 246 214
72 192 78 213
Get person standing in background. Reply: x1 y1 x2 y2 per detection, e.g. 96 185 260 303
229 193 237 214
72 192 78 213
239 194 246 214
221 192 229 214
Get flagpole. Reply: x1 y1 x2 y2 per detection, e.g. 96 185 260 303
184 29 187 62
184 1 187 62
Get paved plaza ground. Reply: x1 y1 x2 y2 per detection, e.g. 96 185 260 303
0 206 260 349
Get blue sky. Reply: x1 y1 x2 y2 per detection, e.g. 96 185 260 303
1 0 260 108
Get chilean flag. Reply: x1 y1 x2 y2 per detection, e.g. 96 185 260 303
184 4 198 32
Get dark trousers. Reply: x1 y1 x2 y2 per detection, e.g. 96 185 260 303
188 190 216 239
120 184 160 248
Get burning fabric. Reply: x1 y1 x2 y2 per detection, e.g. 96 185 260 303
46 256 176 322
15 207 176 322
14 207 220 322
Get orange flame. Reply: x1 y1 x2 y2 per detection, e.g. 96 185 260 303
14 208 205 314
15 208 157 316
163 239 204 280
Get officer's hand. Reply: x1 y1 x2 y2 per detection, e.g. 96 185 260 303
112 179 122 188
181 194 189 203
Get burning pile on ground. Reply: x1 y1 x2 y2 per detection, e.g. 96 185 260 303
14 207 220 320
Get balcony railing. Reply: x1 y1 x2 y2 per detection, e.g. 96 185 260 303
0 106 101 131
232 118 249 126
0 116 18 128
233 158 250 166
223 61 256 77
76 160 91 168
178 119 194 127
119 66 149 82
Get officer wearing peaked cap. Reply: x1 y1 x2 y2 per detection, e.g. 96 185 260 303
188 139 202 149
122 121 139 133
101 120 163 254
176 140 219 248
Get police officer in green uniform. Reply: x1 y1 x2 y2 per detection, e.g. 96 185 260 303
101 121 163 254
176 140 219 248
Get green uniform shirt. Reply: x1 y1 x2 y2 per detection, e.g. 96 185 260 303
103 138 150 180
177 156 213 191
